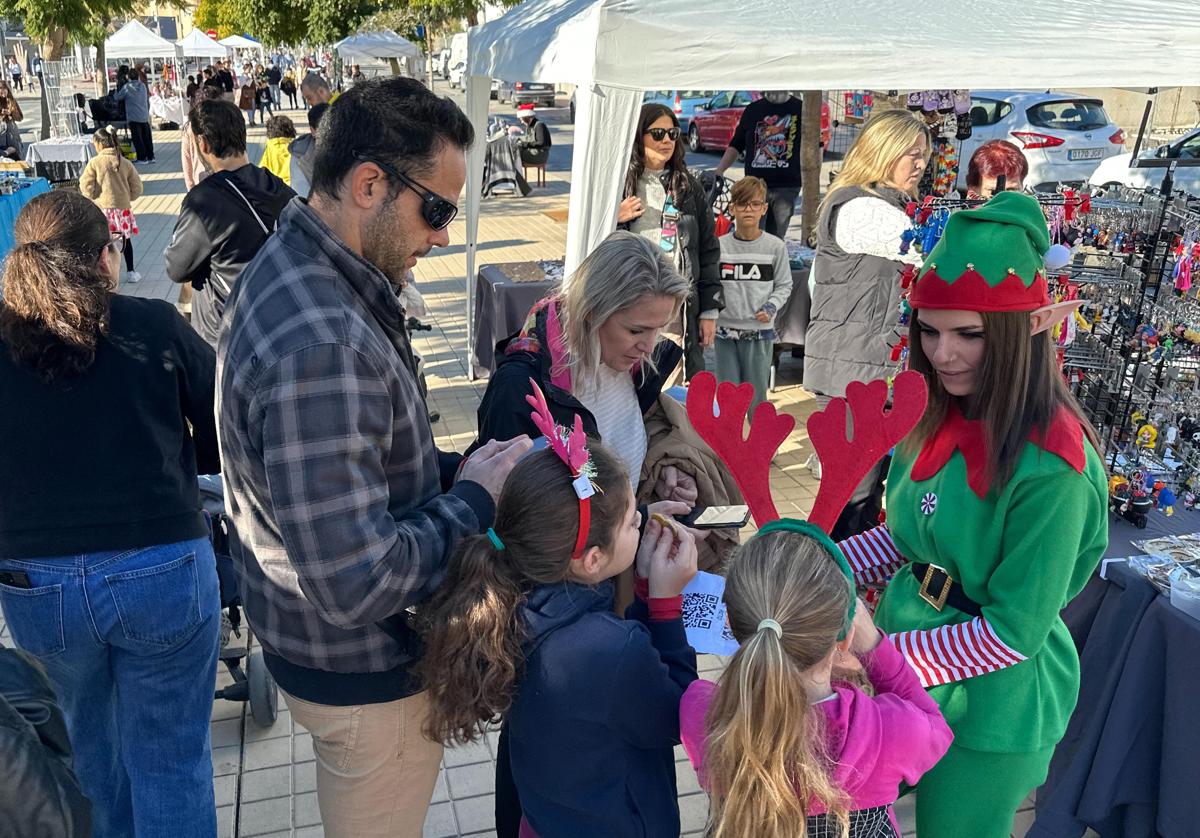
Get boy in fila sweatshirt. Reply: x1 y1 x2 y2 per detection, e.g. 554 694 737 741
715 176 793 409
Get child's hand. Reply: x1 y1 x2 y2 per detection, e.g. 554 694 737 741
754 310 771 323
849 598 883 656
635 515 665 580
648 523 698 599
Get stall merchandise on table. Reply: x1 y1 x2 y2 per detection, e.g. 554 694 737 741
24 136 96 183
149 94 186 127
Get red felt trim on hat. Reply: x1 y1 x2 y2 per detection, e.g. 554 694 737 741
910 403 1086 497
909 267 1050 312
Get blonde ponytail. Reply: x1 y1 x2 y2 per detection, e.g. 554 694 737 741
703 532 853 838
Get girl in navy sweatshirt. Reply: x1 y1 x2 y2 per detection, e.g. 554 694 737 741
420 435 698 838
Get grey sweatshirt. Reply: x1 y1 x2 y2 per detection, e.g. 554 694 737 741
716 230 793 333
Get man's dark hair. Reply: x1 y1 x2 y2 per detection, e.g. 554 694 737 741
189 99 247 158
310 77 474 201
307 101 329 132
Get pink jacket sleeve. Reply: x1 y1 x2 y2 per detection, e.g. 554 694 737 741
830 634 954 805
679 679 718 789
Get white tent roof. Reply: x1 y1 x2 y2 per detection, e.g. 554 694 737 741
218 34 262 51
334 30 422 61
459 0 1200 372
105 20 180 59
177 29 228 59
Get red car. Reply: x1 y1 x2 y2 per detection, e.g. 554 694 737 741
687 91 831 153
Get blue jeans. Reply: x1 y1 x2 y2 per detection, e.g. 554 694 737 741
0 538 221 838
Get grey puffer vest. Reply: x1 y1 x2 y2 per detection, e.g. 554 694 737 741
803 184 910 398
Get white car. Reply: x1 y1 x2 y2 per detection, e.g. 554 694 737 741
448 61 465 88
959 90 1126 192
1089 126 1200 198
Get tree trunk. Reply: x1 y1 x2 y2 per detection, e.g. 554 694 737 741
95 40 109 95
387 57 401 76
467 8 480 26
800 90 823 245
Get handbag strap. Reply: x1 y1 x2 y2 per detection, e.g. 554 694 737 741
222 178 270 235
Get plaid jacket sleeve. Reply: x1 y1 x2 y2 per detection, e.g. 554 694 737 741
252 342 485 629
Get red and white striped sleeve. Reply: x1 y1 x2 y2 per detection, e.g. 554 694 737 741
890 618 1027 688
838 525 906 585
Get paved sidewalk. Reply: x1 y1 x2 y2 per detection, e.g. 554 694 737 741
2 85 1039 837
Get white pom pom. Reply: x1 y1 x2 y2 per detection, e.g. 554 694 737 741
1044 244 1072 271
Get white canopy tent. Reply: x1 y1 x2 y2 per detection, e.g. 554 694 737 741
219 35 266 63
105 20 181 60
462 0 1200 359
335 30 423 77
177 29 228 59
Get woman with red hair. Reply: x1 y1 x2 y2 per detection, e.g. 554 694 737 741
965 139 1028 199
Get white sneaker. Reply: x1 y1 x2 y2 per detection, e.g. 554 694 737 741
804 453 822 480
127 271 141 283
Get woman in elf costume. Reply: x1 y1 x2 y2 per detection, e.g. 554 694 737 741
838 191 1109 838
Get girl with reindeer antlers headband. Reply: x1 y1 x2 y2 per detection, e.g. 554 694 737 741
420 381 701 838
682 191 1108 838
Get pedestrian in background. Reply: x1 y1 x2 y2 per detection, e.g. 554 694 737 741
79 124 143 283
115 65 154 163
259 114 296 186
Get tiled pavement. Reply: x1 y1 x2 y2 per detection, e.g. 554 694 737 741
4 82 1040 837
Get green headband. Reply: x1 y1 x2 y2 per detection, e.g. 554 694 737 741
754 518 857 640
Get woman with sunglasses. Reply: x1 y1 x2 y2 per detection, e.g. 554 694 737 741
0 190 222 838
618 102 723 380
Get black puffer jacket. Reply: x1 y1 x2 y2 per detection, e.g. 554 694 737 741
0 648 92 837
165 164 295 348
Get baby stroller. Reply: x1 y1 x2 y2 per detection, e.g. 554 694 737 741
198 475 279 727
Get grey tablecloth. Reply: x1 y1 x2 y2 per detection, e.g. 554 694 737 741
775 265 812 346
1032 510 1200 838
472 262 562 377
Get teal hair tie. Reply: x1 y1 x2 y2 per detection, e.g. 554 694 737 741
755 518 856 640
486 528 506 551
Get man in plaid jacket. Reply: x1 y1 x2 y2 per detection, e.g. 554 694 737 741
217 78 530 837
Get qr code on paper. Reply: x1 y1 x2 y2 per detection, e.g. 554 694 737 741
720 617 736 645
682 592 720 630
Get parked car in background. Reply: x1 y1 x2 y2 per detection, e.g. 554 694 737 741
1089 126 1200 198
687 91 831 153
491 78 501 99
497 81 556 108
959 90 1125 192
688 91 759 152
448 61 465 88
642 90 715 133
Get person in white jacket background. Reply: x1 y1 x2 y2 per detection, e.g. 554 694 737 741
714 175 793 410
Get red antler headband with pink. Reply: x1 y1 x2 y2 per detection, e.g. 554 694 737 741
525 378 598 559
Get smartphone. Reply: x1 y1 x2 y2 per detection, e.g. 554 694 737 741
0 570 32 588
517 435 551 462
675 505 751 529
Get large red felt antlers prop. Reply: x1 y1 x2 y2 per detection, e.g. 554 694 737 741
806 370 928 532
686 373 795 527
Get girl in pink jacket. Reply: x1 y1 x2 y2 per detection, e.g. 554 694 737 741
679 522 953 838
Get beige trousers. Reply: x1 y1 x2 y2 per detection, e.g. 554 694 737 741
284 689 445 838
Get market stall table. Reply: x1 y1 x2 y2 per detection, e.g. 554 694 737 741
24 136 96 183
771 240 814 385
1032 510 1200 838
0 178 52 260
149 94 186 126
471 260 563 377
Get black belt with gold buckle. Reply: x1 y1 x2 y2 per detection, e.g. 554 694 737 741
911 562 983 617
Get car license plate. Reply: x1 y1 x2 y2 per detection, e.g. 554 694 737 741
1068 148 1105 161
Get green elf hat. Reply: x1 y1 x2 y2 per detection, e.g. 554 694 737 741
909 191 1067 313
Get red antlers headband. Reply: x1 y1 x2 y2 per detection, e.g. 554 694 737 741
526 378 597 559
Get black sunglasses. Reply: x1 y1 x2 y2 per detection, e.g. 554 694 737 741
645 127 680 142
352 151 459 231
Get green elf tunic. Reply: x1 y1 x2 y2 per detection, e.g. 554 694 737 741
840 403 1108 837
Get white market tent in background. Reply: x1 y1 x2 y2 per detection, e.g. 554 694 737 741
335 30 423 77
177 29 228 59
462 0 1200 356
105 20 181 59
219 34 266 64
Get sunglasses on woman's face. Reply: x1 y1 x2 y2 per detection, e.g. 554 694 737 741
352 151 459 231
645 127 680 142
